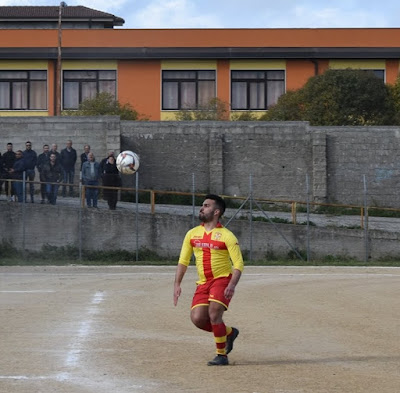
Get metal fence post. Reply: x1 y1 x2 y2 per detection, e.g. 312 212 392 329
363 175 369 262
249 174 253 263
291 202 297 224
22 172 26 256
306 174 310 262
192 173 195 229
135 171 139 262
81 185 86 208
78 177 82 261
150 190 155 214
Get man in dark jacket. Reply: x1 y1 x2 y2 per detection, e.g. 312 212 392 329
0 152 3 196
37 144 50 204
23 141 37 203
101 155 121 210
60 139 77 197
3 142 16 200
42 153 62 205
49 144 61 165
80 144 90 170
9 150 25 202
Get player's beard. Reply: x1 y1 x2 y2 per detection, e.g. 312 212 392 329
199 210 214 223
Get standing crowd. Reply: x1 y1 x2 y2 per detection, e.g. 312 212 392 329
0 141 122 210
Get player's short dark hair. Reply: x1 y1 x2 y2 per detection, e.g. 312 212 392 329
205 194 226 217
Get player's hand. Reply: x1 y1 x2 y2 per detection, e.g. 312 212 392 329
224 284 235 300
173 284 181 306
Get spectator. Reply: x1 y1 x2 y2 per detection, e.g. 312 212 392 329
101 155 121 210
80 144 90 170
9 150 25 203
3 142 16 200
42 153 62 205
60 139 77 197
23 141 37 203
37 144 50 204
49 144 61 165
82 152 100 208
99 150 115 175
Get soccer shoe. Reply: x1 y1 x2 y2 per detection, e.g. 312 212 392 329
226 327 239 355
207 355 229 366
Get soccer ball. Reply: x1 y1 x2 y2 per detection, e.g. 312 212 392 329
116 150 140 175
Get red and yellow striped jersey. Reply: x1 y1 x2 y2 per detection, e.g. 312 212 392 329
178 223 244 285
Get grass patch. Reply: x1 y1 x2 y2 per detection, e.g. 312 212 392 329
0 242 176 266
120 191 150 203
368 207 400 218
2 241 400 267
155 193 204 206
314 205 361 216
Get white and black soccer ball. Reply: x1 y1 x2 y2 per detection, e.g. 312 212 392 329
116 150 140 175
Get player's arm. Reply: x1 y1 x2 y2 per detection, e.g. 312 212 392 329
174 263 188 306
174 230 193 306
224 268 242 299
224 232 244 299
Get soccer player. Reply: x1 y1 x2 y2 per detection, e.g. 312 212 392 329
174 194 244 366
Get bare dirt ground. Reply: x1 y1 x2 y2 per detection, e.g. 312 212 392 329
1 265 400 393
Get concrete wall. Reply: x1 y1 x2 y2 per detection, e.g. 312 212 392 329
324 126 400 207
1 203 399 261
2 117 400 208
0 116 121 186
122 120 400 208
121 121 315 201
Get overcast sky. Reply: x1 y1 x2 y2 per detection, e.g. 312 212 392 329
2 0 400 29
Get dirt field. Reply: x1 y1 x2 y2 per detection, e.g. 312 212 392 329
1 265 400 393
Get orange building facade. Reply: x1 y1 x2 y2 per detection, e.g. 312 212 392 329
0 28 399 119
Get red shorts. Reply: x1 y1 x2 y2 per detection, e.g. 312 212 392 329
191 275 232 310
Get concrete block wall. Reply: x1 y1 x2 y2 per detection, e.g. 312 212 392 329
0 116 121 186
323 126 400 207
122 121 400 208
121 121 212 192
121 121 314 201
2 117 400 208
221 122 312 199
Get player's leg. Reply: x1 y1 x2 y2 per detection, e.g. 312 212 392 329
207 301 229 365
190 282 212 332
209 301 227 349
190 305 212 332
206 277 232 365
226 326 239 354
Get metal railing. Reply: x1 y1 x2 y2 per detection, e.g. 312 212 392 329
3 173 400 263
3 177 400 230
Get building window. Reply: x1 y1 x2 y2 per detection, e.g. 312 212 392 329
162 70 216 110
63 70 116 110
231 70 285 110
363 69 385 81
0 70 47 110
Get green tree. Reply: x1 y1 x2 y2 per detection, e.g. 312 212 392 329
175 98 229 121
63 92 146 120
388 77 400 124
266 69 395 126
261 90 305 121
231 111 260 121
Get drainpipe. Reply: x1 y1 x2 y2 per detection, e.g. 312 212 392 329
311 59 319 76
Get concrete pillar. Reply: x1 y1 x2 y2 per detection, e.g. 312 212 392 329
312 131 327 203
208 131 223 194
